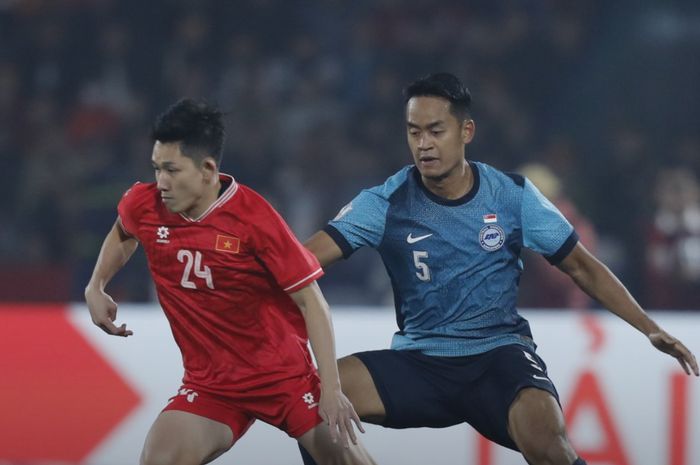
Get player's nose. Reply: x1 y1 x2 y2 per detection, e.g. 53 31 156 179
417 134 433 150
156 174 170 191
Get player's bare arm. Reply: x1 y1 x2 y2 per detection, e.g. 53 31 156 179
558 242 699 376
290 282 365 447
304 231 344 268
84 219 138 337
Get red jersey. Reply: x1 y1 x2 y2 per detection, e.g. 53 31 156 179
117 174 323 395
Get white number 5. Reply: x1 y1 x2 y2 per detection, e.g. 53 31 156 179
177 249 215 290
413 251 431 282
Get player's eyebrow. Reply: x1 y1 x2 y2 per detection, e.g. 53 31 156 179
407 121 445 129
151 160 177 168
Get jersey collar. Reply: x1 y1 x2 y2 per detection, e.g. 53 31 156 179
413 161 480 206
179 173 238 223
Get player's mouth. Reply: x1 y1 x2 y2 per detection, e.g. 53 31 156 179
418 155 439 167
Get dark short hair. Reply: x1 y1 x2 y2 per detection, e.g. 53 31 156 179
151 99 225 166
403 72 472 121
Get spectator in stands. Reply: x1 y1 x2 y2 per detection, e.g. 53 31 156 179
646 167 700 309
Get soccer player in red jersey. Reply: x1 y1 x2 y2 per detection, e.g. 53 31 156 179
84 99 377 465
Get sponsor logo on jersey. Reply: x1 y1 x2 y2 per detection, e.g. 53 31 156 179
483 213 498 223
406 233 433 244
479 225 505 251
302 392 318 409
215 235 240 253
156 226 170 244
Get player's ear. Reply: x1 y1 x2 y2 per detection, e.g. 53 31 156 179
201 157 218 182
462 119 475 144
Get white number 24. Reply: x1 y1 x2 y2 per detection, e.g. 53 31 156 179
177 249 215 290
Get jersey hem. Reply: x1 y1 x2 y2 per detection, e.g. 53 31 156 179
391 335 535 357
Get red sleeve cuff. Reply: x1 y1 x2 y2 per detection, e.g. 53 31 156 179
283 268 324 293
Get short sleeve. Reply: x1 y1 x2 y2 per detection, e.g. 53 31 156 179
117 182 143 239
252 202 323 293
522 178 578 264
325 188 389 258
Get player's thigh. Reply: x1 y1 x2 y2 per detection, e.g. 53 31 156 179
338 355 386 422
462 344 563 450
140 410 234 465
508 387 577 463
297 421 376 465
346 350 466 428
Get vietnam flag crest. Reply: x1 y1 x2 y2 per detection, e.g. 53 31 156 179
215 235 240 253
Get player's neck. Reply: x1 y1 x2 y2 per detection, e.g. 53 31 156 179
422 160 473 200
183 177 222 219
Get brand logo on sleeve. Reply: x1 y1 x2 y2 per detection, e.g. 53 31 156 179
333 202 353 220
479 225 505 251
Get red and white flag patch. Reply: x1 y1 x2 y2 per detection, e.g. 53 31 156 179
215 235 240 253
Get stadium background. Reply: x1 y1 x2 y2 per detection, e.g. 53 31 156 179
1 1 699 464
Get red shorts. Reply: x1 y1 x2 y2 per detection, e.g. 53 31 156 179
162 372 323 443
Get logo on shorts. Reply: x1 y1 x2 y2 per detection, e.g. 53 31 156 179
479 225 505 251
178 388 199 403
523 351 551 384
302 392 318 409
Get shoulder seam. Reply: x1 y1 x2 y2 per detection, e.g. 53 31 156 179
504 172 525 188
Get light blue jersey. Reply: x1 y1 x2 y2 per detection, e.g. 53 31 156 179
326 161 578 356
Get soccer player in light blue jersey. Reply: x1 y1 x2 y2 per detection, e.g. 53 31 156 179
301 73 698 465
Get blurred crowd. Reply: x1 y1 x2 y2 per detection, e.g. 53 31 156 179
2 0 699 308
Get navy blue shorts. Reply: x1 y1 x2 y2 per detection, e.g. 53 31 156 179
353 343 559 450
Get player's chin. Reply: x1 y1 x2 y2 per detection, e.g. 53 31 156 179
161 198 181 213
415 163 445 180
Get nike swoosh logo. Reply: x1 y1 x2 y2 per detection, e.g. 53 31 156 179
533 374 550 382
407 233 433 244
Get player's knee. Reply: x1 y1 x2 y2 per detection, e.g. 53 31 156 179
140 444 194 465
509 389 577 465
516 431 574 465
140 447 168 465
311 444 374 465
299 425 375 465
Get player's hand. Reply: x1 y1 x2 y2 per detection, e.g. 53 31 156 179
318 386 365 448
84 287 133 337
648 330 698 376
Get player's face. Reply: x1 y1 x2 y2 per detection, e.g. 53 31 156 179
151 141 212 215
406 96 474 181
